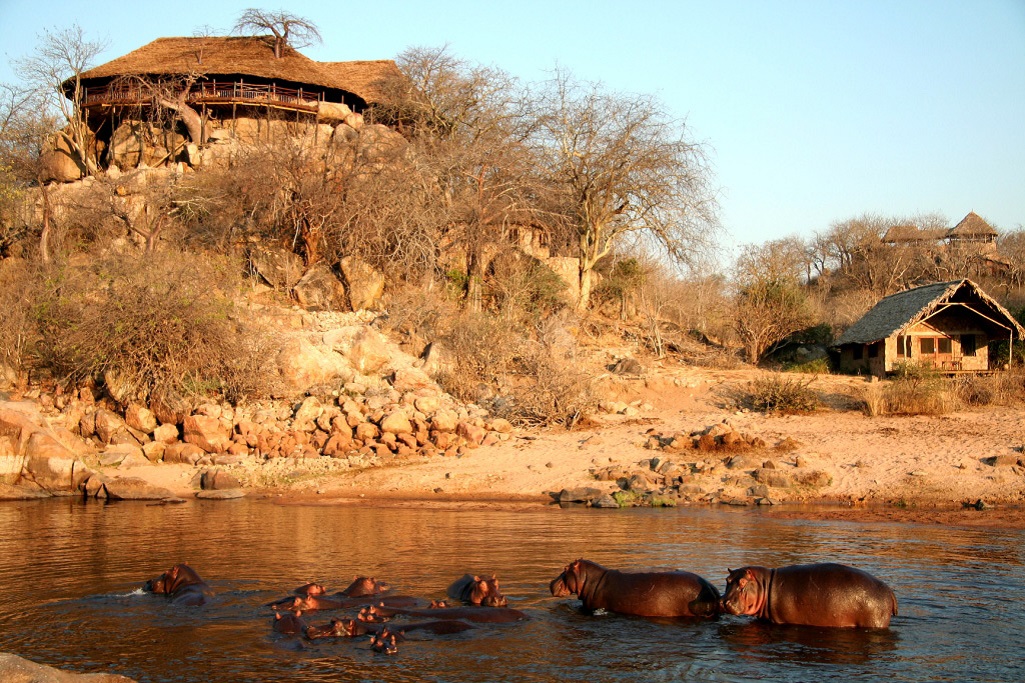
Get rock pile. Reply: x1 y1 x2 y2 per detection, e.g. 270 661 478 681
566 420 831 508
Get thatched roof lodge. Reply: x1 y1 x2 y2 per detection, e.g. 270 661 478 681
68 36 401 115
882 211 999 248
834 279 1024 377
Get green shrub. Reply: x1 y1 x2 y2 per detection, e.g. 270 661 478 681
746 373 820 413
782 357 831 374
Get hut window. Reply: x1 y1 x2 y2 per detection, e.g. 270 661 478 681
852 345 863 360
868 342 879 358
938 338 952 354
896 335 906 356
961 334 977 356
921 338 935 354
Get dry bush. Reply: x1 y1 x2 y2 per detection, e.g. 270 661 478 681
33 250 275 404
861 363 956 416
437 310 592 427
745 373 820 413
0 257 41 385
951 370 1025 408
436 312 521 403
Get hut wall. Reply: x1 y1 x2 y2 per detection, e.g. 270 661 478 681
888 320 990 372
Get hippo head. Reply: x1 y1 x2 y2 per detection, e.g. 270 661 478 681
358 605 390 623
144 573 168 594
342 576 390 597
295 582 327 596
428 600 450 609
371 629 399 655
721 567 764 616
470 575 508 607
550 560 585 598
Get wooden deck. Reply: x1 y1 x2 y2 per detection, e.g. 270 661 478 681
81 81 324 113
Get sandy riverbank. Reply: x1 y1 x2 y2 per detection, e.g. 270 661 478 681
110 366 1025 528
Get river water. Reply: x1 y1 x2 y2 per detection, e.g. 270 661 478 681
0 499 1021 683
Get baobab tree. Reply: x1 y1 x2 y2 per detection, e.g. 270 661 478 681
233 9 321 58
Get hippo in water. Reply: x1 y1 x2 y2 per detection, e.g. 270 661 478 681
549 559 720 618
143 564 212 606
338 576 390 597
306 617 475 640
447 574 508 607
362 603 528 623
272 610 309 635
720 563 898 628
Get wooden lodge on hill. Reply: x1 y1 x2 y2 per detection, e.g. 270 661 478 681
59 35 401 169
834 279 1024 377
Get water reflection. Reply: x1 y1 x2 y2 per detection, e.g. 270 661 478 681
0 500 1022 682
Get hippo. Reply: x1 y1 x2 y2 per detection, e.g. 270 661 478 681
549 559 720 618
370 628 399 654
720 563 898 628
362 603 528 623
269 593 418 612
306 617 475 639
294 582 327 596
447 574 508 607
338 576 390 597
273 610 309 635
143 563 212 606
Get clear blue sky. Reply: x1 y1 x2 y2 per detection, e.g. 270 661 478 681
1 0 1023 248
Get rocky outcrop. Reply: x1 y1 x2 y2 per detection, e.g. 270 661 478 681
0 653 136 683
0 402 89 495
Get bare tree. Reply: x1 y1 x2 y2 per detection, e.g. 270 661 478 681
732 238 813 365
13 25 107 176
233 9 321 58
527 68 719 311
384 46 537 308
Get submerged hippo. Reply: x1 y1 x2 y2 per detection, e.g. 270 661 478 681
306 617 475 640
447 574 508 607
294 582 327 596
549 559 720 618
338 576 390 597
143 563 212 606
269 593 418 612
362 603 528 623
721 563 898 628
273 610 309 635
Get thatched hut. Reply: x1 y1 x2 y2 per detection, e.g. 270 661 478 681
834 279 1024 377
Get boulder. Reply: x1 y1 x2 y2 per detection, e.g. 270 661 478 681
163 442 205 465
276 337 353 392
346 327 392 374
124 404 158 434
39 133 86 183
380 410 413 435
293 264 349 311
183 415 231 454
249 246 305 290
152 423 180 444
317 101 353 123
339 255 385 311
0 652 136 682
556 487 604 504
149 387 191 426
99 476 175 501
200 468 242 490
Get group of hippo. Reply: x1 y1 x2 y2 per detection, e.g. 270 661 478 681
143 558 897 653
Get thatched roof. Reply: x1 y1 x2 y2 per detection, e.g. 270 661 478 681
882 224 947 243
835 279 1024 346
72 36 401 104
948 211 998 237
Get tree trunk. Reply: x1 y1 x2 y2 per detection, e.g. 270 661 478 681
159 96 204 145
39 183 52 263
576 265 594 311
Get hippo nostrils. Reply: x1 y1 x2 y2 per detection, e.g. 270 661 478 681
143 563 212 606
549 558 720 618
721 563 898 628
447 574 508 607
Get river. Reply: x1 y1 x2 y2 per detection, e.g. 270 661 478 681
0 499 1021 682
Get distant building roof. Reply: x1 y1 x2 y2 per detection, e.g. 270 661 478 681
834 279 1024 346
948 211 998 238
71 36 401 105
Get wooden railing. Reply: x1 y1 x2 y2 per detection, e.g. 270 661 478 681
81 80 327 112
